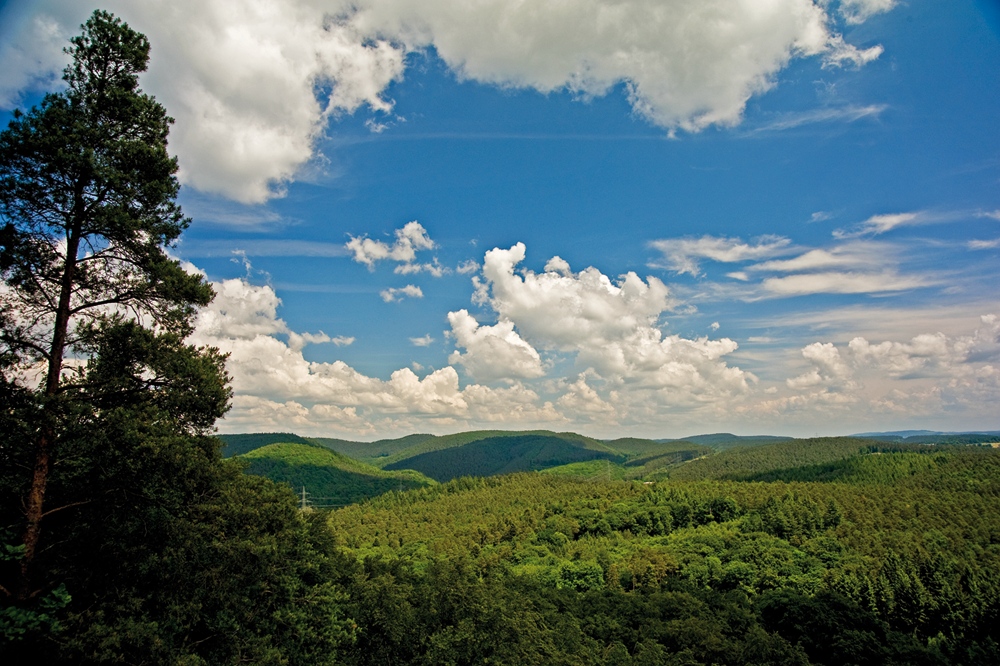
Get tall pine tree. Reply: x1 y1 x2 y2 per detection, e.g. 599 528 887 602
1 12 352 662
0 9 213 601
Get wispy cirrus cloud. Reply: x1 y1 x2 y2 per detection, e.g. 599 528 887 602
648 235 792 276
180 239 349 258
747 242 887 273
833 212 920 238
751 104 887 133
832 209 992 239
760 270 930 296
650 232 939 301
839 0 899 25
832 208 998 239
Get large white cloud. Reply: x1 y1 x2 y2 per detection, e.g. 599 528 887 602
1 0 887 203
187 266 998 437
351 0 881 132
767 314 1000 425
193 260 757 436
447 309 546 382
0 0 407 204
0 11 67 108
472 243 753 397
190 275 563 435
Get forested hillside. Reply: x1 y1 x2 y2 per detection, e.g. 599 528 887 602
224 429 709 488
382 433 625 482
310 433 436 463
673 433 794 450
239 443 435 506
217 431 312 457
666 437 888 481
326 445 1000 665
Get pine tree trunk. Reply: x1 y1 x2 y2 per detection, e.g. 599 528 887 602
17 229 80 600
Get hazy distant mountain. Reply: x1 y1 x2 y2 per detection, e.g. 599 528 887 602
852 430 1000 438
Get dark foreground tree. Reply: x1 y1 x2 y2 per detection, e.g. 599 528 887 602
1 11 352 662
0 8 211 600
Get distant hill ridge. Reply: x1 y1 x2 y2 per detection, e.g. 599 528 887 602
850 430 1000 444
217 432 311 457
218 429 999 503
383 433 625 482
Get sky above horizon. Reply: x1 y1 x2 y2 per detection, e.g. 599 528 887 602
2 0 999 440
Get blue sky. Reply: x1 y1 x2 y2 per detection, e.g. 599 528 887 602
2 0 998 438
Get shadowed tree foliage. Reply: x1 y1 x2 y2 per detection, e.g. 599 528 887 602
0 12 354 663
0 9 212 602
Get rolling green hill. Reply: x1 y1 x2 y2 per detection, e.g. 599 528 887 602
672 433 794 451
665 437 909 481
539 459 628 480
383 433 627 482
539 440 711 481
238 442 435 506
371 429 618 469
602 437 709 458
216 432 312 457
308 433 436 464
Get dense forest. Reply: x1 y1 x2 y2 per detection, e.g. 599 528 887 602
3 10 1000 666
319 443 1000 665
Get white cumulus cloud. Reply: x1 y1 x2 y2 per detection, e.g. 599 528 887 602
849 315 1000 378
787 342 853 389
770 315 1000 424
475 243 753 396
351 0 882 132
447 309 545 382
380 284 424 302
194 278 288 339
347 221 436 269
190 276 563 435
1 0 889 203
0 1 408 203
